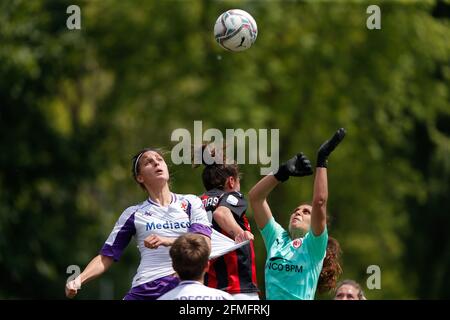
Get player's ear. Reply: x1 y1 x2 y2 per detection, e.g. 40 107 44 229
226 176 235 189
137 174 145 184
204 260 210 273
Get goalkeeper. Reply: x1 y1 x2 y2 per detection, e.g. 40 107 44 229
249 128 346 300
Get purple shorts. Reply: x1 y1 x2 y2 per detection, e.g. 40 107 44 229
123 275 180 300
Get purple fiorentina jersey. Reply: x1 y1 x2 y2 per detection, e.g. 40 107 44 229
100 193 212 288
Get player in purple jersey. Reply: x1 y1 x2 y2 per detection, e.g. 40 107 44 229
65 148 212 300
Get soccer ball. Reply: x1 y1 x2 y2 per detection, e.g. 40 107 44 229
214 9 258 52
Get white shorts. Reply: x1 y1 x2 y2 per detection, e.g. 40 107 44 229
231 292 260 300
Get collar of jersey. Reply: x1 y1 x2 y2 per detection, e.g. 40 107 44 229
178 280 202 286
147 193 176 207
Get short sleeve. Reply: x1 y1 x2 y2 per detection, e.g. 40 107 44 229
217 191 247 217
260 217 285 250
99 206 137 262
185 195 212 238
304 227 328 262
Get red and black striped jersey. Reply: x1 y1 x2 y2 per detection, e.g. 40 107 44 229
200 188 259 294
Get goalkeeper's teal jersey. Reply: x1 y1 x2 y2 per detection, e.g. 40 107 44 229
260 217 328 300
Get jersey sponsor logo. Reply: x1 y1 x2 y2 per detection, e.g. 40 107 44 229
226 194 239 206
292 238 302 249
146 221 191 231
267 257 303 273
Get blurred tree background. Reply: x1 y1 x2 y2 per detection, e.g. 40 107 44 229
0 0 448 299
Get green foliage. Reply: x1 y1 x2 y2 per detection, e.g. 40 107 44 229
0 0 448 299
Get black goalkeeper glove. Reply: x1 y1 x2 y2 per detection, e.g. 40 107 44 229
274 152 313 182
316 128 346 168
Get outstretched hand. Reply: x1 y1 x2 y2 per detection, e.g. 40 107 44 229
317 128 346 167
274 152 313 182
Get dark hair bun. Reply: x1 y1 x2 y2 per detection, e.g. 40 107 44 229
192 143 220 168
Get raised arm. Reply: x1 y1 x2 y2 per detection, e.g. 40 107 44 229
249 175 279 229
311 168 328 236
249 153 313 229
65 254 113 298
311 128 346 236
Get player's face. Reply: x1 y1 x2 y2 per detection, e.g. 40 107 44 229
334 285 359 300
289 204 312 235
137 151 169 185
